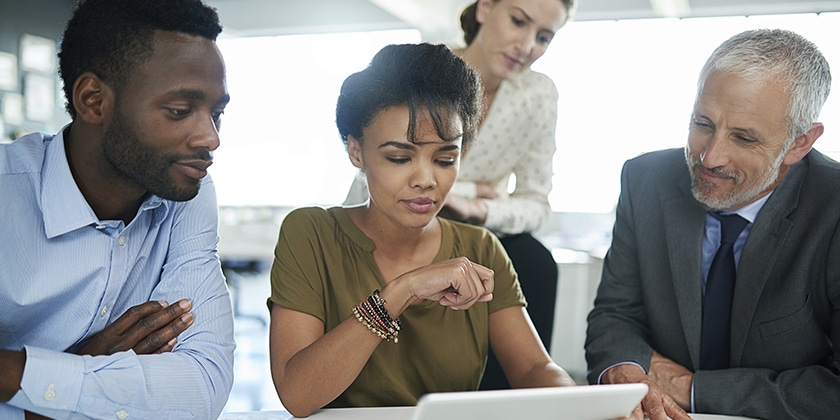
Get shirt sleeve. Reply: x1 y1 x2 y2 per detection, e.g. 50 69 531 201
5 178 235 420
449 180 478 200
584 159 655 383
342 175 369 206
478 225 527 313
268 208 330 322
483 75 557 235
691 376 696 413
596 361 646 384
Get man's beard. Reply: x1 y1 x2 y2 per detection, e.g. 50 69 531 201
102 110 204 202
685 144 789 211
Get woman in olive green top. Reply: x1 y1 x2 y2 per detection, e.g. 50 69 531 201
268 43 575 418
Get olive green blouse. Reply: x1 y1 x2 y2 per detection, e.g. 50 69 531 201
268 206 525 407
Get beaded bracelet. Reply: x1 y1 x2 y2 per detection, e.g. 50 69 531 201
352 289 401 343
352 306 390 340
371 289 401 332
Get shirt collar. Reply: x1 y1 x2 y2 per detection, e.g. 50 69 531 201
41 127 170 238
42 127 100 238
723 193 770 224
144 195 169 227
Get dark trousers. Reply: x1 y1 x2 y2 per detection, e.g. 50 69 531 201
478 232 558 390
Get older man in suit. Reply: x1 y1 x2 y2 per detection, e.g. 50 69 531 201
585 29 839 420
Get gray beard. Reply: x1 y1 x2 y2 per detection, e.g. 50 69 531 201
685 144 789 211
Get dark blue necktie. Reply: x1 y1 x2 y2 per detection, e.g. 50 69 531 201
700 213 749 370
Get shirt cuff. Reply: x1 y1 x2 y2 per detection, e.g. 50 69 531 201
11 346 84 414
0 403 24 420
690 375 696 413
597 361 646 384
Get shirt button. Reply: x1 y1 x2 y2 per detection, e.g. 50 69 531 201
118 236 126 246
116 410 129 419
100 306 108 317
44 385 56 401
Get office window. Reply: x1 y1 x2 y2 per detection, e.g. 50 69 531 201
214 14 840 214
537 13 840 213
214 29 422 207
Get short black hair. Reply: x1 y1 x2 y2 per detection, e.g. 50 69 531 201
336 43 482 149
58 0 223 119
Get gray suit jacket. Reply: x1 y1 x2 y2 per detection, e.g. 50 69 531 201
585 148 840 419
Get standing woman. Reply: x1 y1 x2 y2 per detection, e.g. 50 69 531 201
269 43 575 418
445 0 575 389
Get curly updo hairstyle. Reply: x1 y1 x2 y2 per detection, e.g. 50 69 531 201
336 43 483 150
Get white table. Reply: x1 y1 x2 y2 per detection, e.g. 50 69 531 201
220 407 411 420
220 407 757 419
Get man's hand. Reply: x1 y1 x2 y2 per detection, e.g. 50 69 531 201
13 301 193 419
0 350 25 402
648 350 693 410
602 363 691 420
75 299 194 356
1 351 49 419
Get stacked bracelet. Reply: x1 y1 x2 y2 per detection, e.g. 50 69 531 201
352 289 401 343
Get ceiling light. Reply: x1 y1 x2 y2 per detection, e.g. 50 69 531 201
650 0 691 18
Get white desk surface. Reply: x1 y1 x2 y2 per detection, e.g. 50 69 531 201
220 407 410 420
220 407 756 419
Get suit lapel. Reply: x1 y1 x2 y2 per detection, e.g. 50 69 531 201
663 184 707 370
729 156 806 365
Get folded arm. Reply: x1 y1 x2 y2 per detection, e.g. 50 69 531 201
1 180 234 419
5 283 233 420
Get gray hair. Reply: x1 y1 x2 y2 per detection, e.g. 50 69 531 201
698 29 832 142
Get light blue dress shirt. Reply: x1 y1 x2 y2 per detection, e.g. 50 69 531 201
700 197 767 291
0 129 235 419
